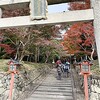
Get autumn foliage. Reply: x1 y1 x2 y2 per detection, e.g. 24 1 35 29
0 44 14 54
69 0 90 10
62 22 94 53
0 0 95 61
62 0 96 59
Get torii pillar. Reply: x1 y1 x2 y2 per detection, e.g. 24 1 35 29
91 0 100 69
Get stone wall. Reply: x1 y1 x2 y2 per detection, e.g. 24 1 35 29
0 65 51 100
90 75 100 100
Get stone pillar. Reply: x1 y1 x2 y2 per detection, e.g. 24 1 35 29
0 8 2 18
91 0 100 69
10 0 14 3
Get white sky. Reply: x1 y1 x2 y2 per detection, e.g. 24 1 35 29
48 3 69 13
48 3 70 38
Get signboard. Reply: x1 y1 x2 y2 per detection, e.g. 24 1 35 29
82 63 89 72
30 0 47 20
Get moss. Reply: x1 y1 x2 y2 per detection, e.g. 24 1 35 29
0 59 9 72
91 68 100 75
91 60 100 75
0 59 52 72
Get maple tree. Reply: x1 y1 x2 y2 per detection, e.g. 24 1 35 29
1 8 56 61
0 8 30 59
31 25 56 63
31 25 65 63
0 30 15 58
2 8 29 18
3 28 33 61
0 23 58 62
62 0 96 60
69 0 90 10
0 44 14 54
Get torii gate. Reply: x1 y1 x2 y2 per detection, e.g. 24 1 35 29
0 0 100 69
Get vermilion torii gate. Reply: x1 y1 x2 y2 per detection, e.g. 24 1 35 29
0 0 100 68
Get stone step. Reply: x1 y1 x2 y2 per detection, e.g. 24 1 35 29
34 91 73 96
42 82 72 85
37 89 72 93
26 97 73 100
27 94 73 100
40 84 72 87
26 68 74 100
43 81 72 84
41 84 72 87
36 87 72 92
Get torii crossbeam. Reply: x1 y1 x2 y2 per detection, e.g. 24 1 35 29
0 9 94 28
0 0 94 28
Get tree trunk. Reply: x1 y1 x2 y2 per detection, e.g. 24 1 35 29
45 51 51 63
35 46 38 63
19 45 25 61
19 49 25 61
14 42 21 60
37 46 40 62
45 55 49 63
20 54 24 61
91 48 94 61
27 55 29 61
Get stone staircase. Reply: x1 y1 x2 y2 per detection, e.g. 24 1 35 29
26 68 74 100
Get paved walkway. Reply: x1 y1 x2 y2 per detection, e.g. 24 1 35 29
26 68 74 100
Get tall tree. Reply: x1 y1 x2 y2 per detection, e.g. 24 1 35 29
63 0 96 60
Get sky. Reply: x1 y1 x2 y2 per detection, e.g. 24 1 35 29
48 3 69 39
48 3 69 13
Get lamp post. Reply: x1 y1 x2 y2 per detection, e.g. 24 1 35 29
8 60 19 100
78 60 92 100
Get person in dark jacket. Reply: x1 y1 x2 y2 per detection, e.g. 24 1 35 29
56 59 62 80
63 61 70 77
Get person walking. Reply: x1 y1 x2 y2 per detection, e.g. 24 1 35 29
63 61 70 77
56 59 62 80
